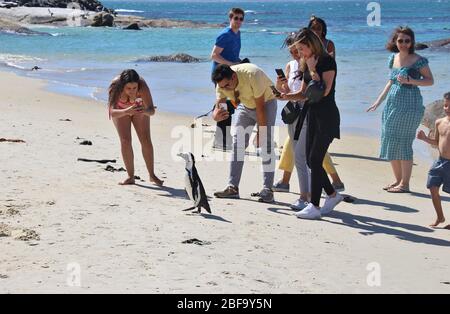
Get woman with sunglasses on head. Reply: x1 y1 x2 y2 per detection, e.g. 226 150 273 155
368 27 434 193
278 29 343 220
273 33 311 209
307 16 345 191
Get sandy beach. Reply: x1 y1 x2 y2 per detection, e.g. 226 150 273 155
0 70 449 294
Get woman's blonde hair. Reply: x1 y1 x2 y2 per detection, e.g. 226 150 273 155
294 28 328 73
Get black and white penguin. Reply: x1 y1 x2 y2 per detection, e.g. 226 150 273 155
178 152 211 214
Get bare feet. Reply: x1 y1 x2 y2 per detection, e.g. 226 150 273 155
430 217 446 228
119 177 135 185
150 175 164 186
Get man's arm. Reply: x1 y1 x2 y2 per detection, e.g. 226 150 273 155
417 120 440 146
255 95 267 128
210 45 237 66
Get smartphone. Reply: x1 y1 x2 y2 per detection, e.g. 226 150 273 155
218 102 228 111
270 86 281 97
275 68 286 79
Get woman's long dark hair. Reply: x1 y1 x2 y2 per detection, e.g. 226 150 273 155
308 16 327 39
108 69 141 109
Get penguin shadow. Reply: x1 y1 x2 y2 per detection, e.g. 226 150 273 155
134 183 188 200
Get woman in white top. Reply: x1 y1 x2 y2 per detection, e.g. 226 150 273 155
275 34 311 209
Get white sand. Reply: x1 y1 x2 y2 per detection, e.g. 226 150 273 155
0 70 449 294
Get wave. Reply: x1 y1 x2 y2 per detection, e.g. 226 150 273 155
115 9 145 13
244 10 257 14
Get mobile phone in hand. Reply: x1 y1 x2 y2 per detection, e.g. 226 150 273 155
275 69 286 79
218 103 228 111
270 86 281 97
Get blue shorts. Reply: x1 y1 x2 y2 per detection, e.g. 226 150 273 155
427 157 450 194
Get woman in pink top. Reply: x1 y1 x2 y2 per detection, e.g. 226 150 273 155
108 69 163 186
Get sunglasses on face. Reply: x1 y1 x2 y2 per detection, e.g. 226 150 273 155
397 39 411 44
232 16 244 22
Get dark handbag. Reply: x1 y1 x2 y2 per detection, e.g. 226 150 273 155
305 80 325 103
281 101 301 124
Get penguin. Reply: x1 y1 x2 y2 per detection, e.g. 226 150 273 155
177 152 211 214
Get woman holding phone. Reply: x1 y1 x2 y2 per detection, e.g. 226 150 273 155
278 29 343 220
108 69 164 186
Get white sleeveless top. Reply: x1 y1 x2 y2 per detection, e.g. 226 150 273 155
288 60 301 93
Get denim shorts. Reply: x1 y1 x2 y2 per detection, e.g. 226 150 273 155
427 157 450 194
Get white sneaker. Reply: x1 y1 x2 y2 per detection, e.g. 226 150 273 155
295 203 321 220
321 192 344 216
290 199 309 211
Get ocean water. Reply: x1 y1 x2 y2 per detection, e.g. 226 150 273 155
0 0 449 138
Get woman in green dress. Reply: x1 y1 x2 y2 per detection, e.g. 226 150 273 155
368 27 434 193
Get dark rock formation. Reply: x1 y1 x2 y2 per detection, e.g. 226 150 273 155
91 12 113 27
137 53 203 63
416 38 450 51
123 22 141 30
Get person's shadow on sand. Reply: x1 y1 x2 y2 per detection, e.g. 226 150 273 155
323 211 450 247
135 183 188 200
267 199 450 247
352 197 419 213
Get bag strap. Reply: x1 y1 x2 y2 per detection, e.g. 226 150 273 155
293 103 309 141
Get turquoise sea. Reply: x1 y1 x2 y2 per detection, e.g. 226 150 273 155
0 0 449 136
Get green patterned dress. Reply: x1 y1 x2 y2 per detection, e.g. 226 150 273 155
380 53 428 161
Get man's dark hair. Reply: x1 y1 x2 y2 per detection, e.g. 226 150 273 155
212 64 235 83
444 92 450 100
229 8 245 19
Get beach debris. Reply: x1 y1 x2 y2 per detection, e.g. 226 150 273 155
59 119 72 122
105 165 126 173
46 201 55 206
31 66 41 71
0 223 39 241
136 53 203 63
182 238 211 246
0 138 25 143
441 282 450 285
77 158 116 164
79 140 93 146
123 23 141 31
0 207 20 216
0 274 8 279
